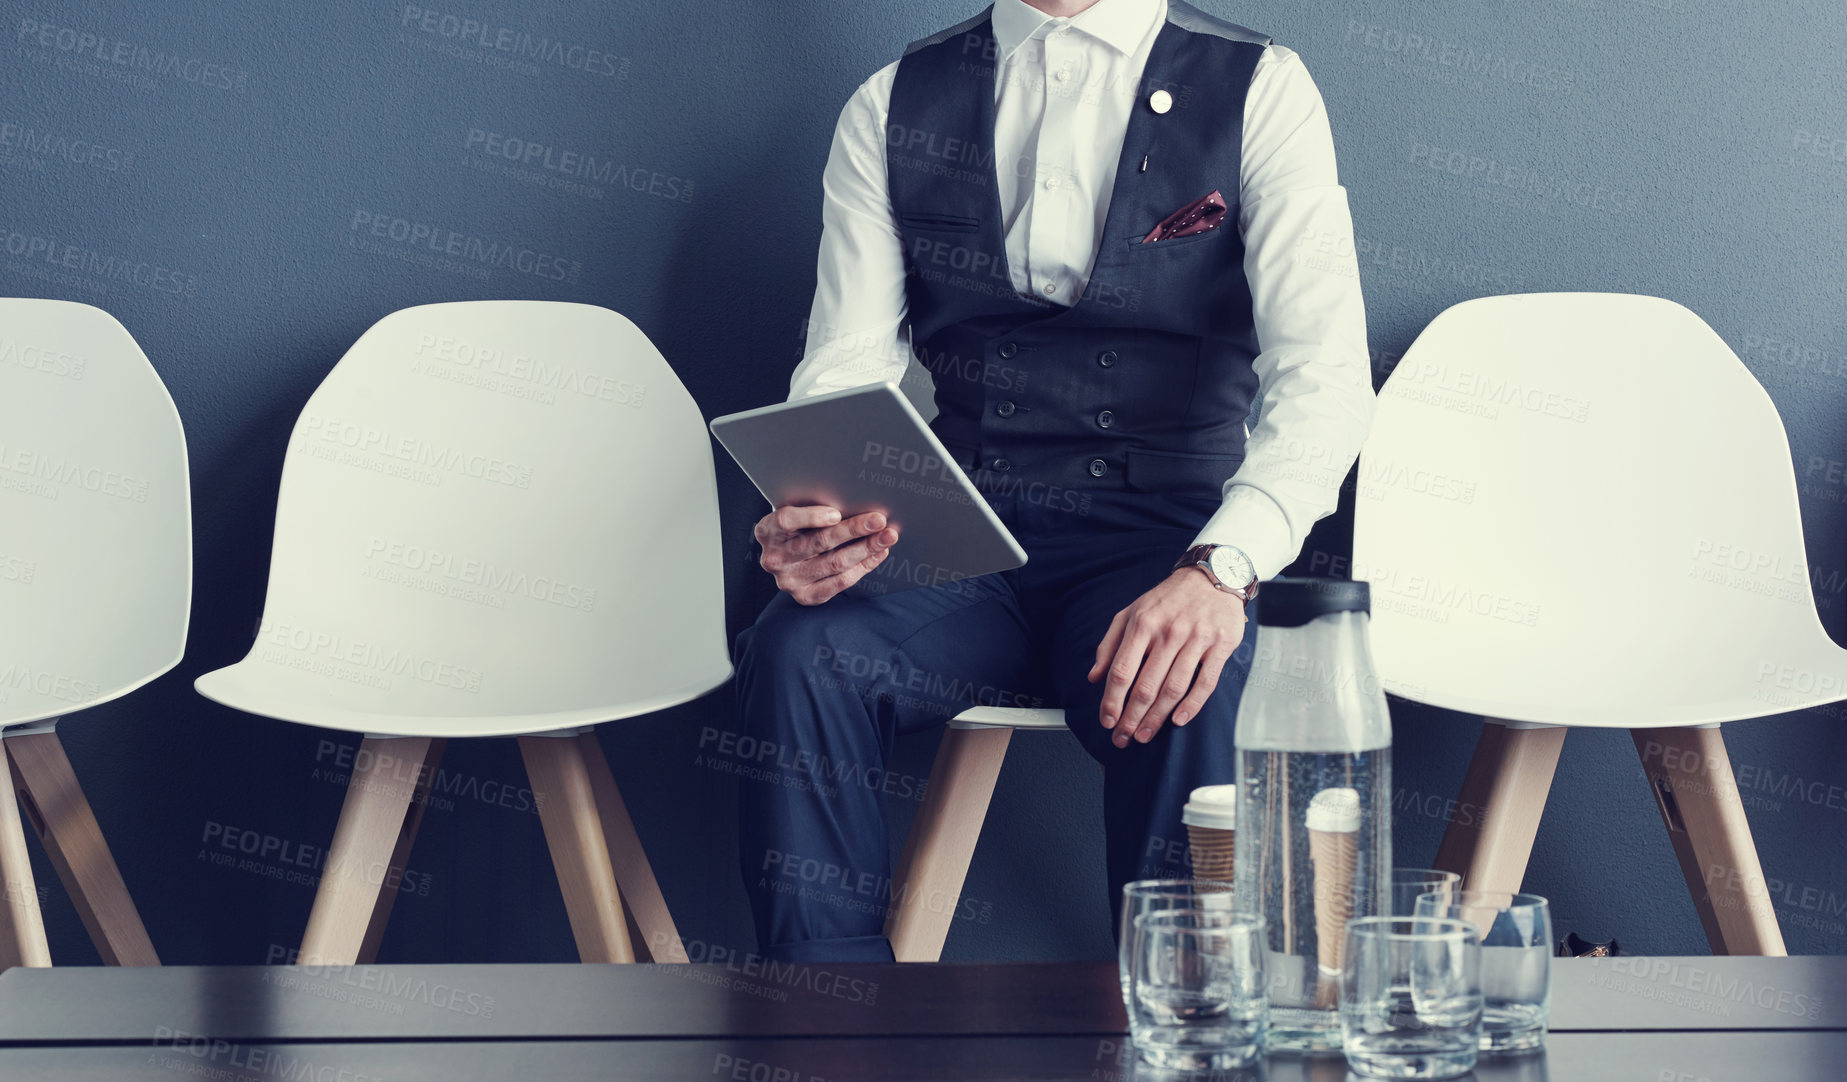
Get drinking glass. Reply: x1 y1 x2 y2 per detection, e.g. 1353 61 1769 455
1391 868 1461 916
1415 890 1551 1052
1118 879 1236 1004
1129 909 1268 1071
1340 916 1483 1080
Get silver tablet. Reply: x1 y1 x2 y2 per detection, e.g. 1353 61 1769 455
709 382 1027 594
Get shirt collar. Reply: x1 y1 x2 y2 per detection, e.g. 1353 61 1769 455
991 0 1163 64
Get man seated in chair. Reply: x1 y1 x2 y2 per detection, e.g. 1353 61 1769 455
732 0 1374 962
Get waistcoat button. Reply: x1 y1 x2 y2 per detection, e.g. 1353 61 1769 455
1096 409 1114 428
996 401 1016 417
993 458 1012 472
1089 458 1107 477
998 341 1019 359
1097 350 1117 367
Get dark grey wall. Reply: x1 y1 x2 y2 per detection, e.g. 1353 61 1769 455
2 0 1844 966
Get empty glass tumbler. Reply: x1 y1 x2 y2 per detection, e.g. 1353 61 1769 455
1118 879 1236 1004
1415 890 1552 1052
1129 909 1269 1071
1340 917 1483 1080
1391 868 1462 916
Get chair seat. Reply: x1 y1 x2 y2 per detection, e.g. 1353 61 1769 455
194 663 733 739
1357 293 1847 728
947 706 1067 731
0 299 190 730
1353 293 1805 954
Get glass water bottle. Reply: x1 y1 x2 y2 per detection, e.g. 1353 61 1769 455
1232 577 1392 1052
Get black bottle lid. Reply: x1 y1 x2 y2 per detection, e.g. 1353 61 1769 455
1253 576 1371 628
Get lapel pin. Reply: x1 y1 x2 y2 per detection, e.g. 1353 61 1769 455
1149 89 1173 114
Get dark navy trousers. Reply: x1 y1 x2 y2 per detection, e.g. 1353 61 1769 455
730 487 1257 962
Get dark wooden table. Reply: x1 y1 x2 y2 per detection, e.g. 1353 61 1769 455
0 957 1840 1080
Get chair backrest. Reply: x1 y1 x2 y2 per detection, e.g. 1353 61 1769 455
194 301 731 737
1353 293 1847 727
0 299 191 726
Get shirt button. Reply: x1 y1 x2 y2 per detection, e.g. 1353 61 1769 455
1056 68 1071 82
1097 350 1118 367
994 458 1012 472
1089 458 1108 477
1096 410 1114 428
998 341 1018 358
1043 176 1058 190
996 401 1016 417
1044 282 1056 294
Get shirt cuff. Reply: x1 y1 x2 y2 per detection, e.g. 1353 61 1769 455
1185 485 1298 583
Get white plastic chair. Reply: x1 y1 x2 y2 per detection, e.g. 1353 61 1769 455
1354 292 1846 955
885 705 1065 961
195 301 731 965
0 298 186 969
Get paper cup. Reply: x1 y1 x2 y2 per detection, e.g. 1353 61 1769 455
1308 787 1361 1007
1183 784 1238 883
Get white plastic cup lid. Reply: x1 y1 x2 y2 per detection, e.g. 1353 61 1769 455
1183 784 1238 830
1306 787 1361 833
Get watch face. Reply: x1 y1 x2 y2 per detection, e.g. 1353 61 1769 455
1208 546 1254 590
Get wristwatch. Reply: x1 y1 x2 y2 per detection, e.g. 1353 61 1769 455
1173 543 1259 602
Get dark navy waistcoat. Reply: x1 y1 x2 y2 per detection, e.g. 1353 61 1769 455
887 1 1269 505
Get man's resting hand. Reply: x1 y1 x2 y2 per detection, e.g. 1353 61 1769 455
1088 566 1249 748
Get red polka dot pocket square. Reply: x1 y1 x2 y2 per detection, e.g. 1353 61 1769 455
1140 189 1228 243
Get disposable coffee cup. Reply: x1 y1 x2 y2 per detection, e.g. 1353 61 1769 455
1182 784 1238 883
1307 787 1361 1007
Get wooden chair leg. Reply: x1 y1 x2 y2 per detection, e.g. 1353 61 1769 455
7 731 158 966
354 737 444 965
1633 727 1787 956
519 734 635 964
576 732 682 963
0 740 50 970
621 894 652 963
1431 721 1566 894
885 725 1013 963
300 736 443 966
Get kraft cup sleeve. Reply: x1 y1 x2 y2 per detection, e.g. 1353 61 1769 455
1185 824 1236 881
1307 788 1361 1005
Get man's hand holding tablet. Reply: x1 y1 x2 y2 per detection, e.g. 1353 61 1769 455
709 383 1028 604
754 505 901 605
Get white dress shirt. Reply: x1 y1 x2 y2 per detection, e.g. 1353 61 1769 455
789 0 1374 581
